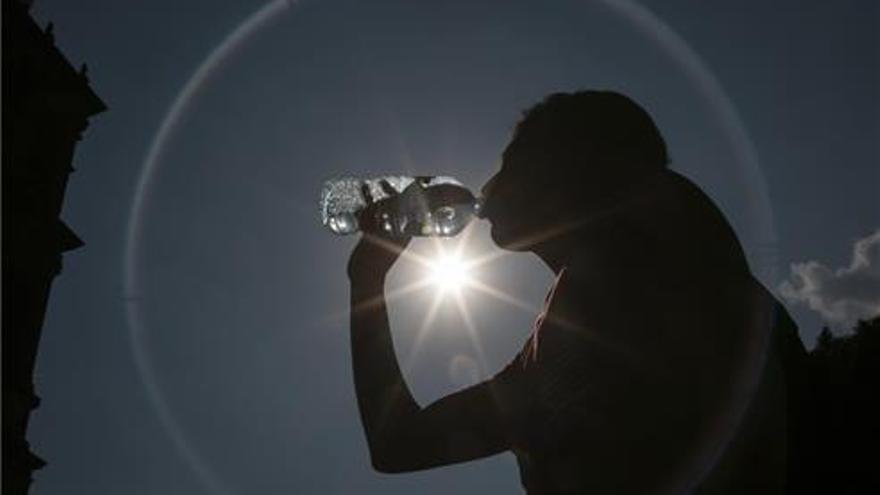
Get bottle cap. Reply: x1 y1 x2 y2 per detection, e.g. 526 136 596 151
473 196 485 219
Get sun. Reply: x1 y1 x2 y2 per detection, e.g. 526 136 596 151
427 252 473 295
325 224 545 375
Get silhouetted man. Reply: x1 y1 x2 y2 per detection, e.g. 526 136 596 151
347 91 809 494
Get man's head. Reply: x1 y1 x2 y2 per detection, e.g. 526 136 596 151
480 90 669 250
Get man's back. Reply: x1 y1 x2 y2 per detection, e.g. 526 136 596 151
489 171 798 493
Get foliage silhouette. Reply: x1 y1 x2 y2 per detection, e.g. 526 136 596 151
806 316 880 492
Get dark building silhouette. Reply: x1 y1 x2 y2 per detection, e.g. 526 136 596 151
2 0 106 492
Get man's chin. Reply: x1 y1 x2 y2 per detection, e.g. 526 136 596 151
490 225 532 252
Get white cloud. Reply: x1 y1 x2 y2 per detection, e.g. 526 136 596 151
779 230 880 329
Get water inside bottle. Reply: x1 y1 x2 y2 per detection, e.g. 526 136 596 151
327 211 358 235
320 175 477 236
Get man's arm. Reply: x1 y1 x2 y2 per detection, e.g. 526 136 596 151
348 235 515 473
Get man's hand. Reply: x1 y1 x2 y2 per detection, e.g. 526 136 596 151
347 181 412 281
347 231 410 281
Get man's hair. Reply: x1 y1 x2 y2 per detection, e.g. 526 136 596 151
512 91 669 190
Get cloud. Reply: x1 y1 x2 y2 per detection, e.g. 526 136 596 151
779 230 880 329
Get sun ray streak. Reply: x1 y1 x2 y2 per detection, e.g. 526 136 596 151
468 279 540 315
467 194 675 269
454 222 477 257
319 278 433 326
355 279 433 313
466 248 510 270
403 292 445 373
454 291 489 378
361 233 435 267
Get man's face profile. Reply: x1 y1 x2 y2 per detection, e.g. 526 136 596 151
481 136 559 252
481 91 674 254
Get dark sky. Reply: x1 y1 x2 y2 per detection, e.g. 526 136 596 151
26 0 878 494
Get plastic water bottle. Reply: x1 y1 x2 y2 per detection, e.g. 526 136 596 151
320 175 480 237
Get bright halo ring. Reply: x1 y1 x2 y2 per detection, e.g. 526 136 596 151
122 1 778 494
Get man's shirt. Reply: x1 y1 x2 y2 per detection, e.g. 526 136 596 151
477 172 802 494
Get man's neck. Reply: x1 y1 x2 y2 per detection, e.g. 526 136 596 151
533 234 585 275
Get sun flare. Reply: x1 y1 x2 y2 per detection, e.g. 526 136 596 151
427 253 472 295
324 225 548 376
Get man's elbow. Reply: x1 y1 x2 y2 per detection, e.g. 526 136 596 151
365 418 433 473
369 447 412 474
370 455 404 474
367 433 429 473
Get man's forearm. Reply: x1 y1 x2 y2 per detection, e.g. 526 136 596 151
349 276 420 462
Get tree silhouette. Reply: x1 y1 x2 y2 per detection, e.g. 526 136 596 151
806 316 879 492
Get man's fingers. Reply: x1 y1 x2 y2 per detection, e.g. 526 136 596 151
361 183 375 205
361 231 410 253
358 183 382 233
379 179 398 197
